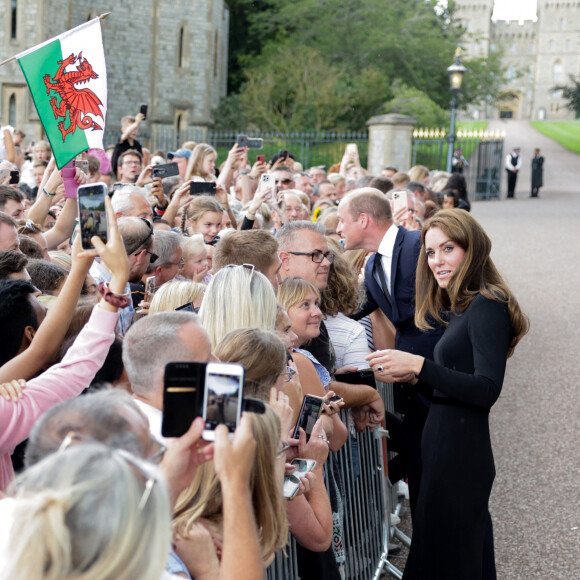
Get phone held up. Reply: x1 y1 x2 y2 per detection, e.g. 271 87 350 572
202 362 245 441
292 394 324 441
151 162 179 180
237 134 263 149
392 190 409 216
260 173 273 200
190 181 217 196
77 182 108 250
140 104 148 119
283 458 317 499
162 362 206 438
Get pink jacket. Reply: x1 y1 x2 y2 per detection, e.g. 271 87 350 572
0 305 119 491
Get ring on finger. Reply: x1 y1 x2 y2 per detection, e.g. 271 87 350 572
377 365 384 372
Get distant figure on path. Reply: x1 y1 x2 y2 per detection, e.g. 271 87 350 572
451 148 469 173
531 148 544 198
505 147 522 199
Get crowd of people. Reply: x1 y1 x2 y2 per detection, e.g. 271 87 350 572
0 115 529 580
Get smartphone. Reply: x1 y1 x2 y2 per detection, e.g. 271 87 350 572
260 173 273 200
175 302 194 312
74 157 89 174
292 395 324 441
77 182 108 250
326 395 344 404
202 361 245 441
190 182 217 196
346 143 358 157
9 170 19 184
144 275 156 301
162 362 206 438
392 190 409 215
140 104 148 119
152 162 179 180
256 154 265 164
283 458 317 499
237 135 263 149
279 149 289 160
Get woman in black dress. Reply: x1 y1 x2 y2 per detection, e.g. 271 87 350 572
367 209 529 579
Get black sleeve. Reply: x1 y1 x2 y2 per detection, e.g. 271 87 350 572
417 298 511 410
240 216 255 231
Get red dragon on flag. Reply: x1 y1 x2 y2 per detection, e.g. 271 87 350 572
43 52 104 142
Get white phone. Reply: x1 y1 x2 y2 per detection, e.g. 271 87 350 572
261 173 273 200
283 458 317 499
202 362 245 441
392 190 409 216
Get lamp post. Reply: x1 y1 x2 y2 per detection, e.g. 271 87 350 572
445 48 467 172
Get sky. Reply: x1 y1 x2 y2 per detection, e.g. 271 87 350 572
492 0 538 21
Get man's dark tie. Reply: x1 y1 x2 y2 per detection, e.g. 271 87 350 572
373 252 392 306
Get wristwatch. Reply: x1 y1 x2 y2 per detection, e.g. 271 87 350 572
42 187 56 198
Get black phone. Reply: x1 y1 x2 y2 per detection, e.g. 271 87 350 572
335 368 377 390
152 162 179 180
162 362 206 438
77 182 108 250
9 170 19 185
175 302 194 312
190 181 216 196
292 395 324 441
279 149 289 160
237 134 263 149
140 104 148 119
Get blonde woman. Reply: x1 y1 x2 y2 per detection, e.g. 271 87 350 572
149 279 205 314
199 265 277 349
3 443 170 580
173 405 288 571
408 164 430 185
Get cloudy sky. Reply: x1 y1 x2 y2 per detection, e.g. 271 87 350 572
492 0 538 21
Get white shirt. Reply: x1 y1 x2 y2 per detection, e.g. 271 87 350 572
376 224 399 294
134 398 166 443
325 313 370 370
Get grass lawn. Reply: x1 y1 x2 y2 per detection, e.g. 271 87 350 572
530 121 580 154
457 121 488 133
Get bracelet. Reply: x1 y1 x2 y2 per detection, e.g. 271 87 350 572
98 282 131 308
42 187 56 198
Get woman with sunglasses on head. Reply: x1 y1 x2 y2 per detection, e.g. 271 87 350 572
367 210 529 579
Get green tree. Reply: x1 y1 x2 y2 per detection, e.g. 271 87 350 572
554 75 580 118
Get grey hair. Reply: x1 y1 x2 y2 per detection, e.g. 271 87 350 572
117 216 153 255
199 265 277 349
111 186 149 217
26 389 148 468
6 444 170 580
123 311 204 397
276 220 326 251
151 230 181 266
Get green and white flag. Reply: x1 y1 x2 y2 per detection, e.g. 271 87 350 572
16 17 107 169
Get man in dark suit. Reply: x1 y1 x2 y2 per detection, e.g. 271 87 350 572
337 188 443 518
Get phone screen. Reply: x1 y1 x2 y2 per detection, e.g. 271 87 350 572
203 363 244 438
78 183 108 250
293 396 323 440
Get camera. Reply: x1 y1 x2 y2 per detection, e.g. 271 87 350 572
237 135 263 149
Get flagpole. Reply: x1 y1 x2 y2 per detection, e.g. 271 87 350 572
0 12 111 69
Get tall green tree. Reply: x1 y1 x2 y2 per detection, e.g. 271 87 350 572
555 75 580 118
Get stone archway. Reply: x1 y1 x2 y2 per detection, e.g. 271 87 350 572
498 91 521 119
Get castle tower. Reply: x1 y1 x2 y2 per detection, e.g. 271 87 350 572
533 0 580 120
454 0 495 60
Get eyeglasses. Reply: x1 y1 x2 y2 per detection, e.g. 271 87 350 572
274 178 293 184
58 431 166 511
288 250 335 264
127 218 156 262
122 159 142 166
163 257 185 268
277 441 291 458
280 365 297 383
145 250 159 263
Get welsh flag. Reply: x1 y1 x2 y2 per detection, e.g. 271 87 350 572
16 17 107 169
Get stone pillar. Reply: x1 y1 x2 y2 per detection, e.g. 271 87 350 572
366 114 416 175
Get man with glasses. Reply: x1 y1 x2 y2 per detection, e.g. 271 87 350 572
272 165 295 194
90 216 158 335
117 150 143 184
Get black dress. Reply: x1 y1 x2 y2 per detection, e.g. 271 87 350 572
403 294 511 580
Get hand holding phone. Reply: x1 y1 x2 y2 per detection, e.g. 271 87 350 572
152 162 179 180
283 458 317 499
190 181 217 196
292 395 324 441
392 190 409 217
77 182 108 250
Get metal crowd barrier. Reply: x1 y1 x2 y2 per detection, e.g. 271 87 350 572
265 382 406 580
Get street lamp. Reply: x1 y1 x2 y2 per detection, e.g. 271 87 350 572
445 48 467 172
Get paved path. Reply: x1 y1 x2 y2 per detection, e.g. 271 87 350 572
485 119 579 197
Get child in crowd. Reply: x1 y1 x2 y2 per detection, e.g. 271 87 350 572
181 196 224 245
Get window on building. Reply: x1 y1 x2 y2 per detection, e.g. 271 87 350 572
11 0 17 39
178 26 185 69
566 39 570 50
510 43 515 52
530 42 535 52
213 31 219 78
506 64 516 83
553 60 563 84
549 39 553 49
9 94 16 127
559 18 564 29
528 65 534 83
